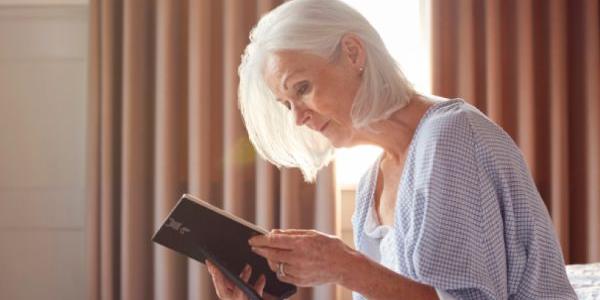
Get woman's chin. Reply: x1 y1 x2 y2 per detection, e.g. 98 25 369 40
326 135 351 148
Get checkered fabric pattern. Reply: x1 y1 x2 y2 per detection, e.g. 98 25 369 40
351 99 576 299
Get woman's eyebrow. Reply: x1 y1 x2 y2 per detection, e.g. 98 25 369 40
280 68 306 91
292 80 307 90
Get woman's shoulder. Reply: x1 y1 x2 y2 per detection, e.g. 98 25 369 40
418 96 507 145
415 96 522 172
416 97 479 146
422 96 477 125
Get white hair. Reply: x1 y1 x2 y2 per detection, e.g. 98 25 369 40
238 0 415 182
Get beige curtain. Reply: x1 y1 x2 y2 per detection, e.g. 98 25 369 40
86 1 338 300
431 0 599 264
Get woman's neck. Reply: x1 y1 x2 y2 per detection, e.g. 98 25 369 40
354 94 434 165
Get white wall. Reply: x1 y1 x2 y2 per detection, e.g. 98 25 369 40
0 5 88 300
0 0 87 5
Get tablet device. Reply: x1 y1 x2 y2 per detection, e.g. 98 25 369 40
152 193 297 300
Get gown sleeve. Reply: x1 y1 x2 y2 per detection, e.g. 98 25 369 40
399 111 503 299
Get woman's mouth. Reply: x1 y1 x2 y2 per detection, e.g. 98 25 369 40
319 120 331 132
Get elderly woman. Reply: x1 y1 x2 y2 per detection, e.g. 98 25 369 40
205 0 576 299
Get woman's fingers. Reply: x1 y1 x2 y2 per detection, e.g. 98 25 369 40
270 229 315 235
272 229 310 235
208 262 266 300
240 264 252 282
266 259 278 273
206 261 234 299
232 264 254 299
248 233 296 250
251 247 296 265
254 274 266 296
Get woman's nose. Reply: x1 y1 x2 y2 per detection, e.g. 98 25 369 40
294 105 311 126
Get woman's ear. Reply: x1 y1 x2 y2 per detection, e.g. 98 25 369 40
340 33 366 72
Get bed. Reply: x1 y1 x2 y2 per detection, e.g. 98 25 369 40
567 263 600 299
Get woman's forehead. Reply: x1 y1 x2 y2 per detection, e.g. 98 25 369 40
263 53 306 91
266 51 307 74
264 51 324 84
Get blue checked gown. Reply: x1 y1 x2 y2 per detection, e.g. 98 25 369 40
351 99 576 299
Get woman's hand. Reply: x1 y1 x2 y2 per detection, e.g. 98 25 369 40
206 261 266 300
248 229 354 287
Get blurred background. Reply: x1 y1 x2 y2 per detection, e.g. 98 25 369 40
0 0 597 299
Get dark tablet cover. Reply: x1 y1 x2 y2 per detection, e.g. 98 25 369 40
152 194 297 300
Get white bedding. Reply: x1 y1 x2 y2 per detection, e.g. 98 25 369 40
567 263 600 299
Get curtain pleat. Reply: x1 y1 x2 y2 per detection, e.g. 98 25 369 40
255 0 281 235
431 0 600 264
86 0 101 298
121 0 155 298
456 0 475 103
154 0 189 299
99 1 122 299
583 0 600 262
187 0 223 298
515 0 536 178
431 0 458 97
223 0 258 219
88 1 339 299
313 165 338 300
566 0 588 263
548 0 570 257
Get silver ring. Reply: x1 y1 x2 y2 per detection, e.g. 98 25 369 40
277 262 286 277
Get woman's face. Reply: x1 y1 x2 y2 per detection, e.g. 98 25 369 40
262 42 364 147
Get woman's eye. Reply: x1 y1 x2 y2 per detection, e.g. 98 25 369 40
296 82 310 96
283 101 292 110
277 98 292 110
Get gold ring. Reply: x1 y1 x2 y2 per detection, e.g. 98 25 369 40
277 262 286 277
